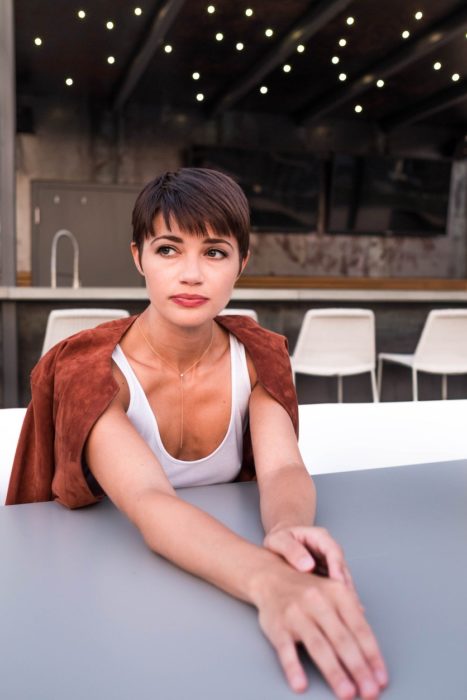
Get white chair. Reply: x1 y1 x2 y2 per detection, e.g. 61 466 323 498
219 308 258 322
298 400 467 475
41 308 130 356
0 408 27 505
291 309 378 402
378 309 467 400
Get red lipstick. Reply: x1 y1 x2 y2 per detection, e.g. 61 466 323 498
170 294 209 308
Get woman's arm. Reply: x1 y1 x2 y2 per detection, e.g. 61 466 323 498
249 381 316 531
85 399 387 699
250 382 354 584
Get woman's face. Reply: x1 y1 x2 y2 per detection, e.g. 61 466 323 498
131 212 249 328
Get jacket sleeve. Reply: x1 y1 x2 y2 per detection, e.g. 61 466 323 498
5 381 55 505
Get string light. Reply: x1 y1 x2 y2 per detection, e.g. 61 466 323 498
297 44 305 53
452 73 460 81
196 93 204 101
106 21 114 30
77 10 86 19
433 61 441 70
260 85 268 94
215 32 223 41
376 79 385 87
339 72 347 81
164 44 173 53
339 38 347 47
34 37 42 46
245 8 253 17
192 72 200 80
415 11 423 20
355 104 363 113
65 77 73 86
236 42 244 50
283 64 291 73
346 17 354 26
134 7 142 16
207 5 215 13
402 30 410 39
107 56 115 64
265 28 274 37
331 56 340 64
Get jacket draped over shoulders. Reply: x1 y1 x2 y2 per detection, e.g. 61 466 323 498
6 314 298 509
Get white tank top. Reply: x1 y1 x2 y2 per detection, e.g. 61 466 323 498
111 334 251 488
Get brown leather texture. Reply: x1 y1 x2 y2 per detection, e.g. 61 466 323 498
6 314 298 508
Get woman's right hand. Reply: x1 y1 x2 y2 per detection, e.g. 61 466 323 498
251 562 388 700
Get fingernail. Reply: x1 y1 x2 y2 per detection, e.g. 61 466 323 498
361 679 379 697
298 556 313 570
337 680 355 699
291 673 307 692
375 668 388 686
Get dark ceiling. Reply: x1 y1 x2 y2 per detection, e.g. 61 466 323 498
14 0 467 137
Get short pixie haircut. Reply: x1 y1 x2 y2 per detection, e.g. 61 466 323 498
132 168 250 260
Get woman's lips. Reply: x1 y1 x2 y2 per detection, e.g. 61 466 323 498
170 295 209 308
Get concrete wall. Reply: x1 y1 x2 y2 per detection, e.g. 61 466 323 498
15 99 467 279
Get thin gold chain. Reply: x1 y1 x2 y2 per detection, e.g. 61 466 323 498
136 317 214 450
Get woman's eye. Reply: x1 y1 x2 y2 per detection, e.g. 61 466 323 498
206 248 227 259
157 245 176 256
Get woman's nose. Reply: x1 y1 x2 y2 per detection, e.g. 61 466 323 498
179 255 204 284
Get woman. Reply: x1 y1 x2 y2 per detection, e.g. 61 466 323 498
8 168 387 700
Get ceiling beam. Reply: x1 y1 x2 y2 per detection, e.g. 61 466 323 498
297 3 467 125
210 0 353 115
112 0 186 111
382 79 467 131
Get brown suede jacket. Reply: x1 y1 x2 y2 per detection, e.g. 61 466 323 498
6 314 298 509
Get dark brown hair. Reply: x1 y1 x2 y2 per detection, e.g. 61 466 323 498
132 168 250 260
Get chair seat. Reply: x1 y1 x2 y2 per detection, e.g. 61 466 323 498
293 362 376 377
379 352 467 374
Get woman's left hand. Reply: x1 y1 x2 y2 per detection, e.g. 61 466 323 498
263 525 356 591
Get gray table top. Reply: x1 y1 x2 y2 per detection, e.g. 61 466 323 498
2 460 467 700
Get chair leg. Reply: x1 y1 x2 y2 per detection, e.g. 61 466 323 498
337 376 343 403
412 368 418 401
377 358 383 396
370 370 379 402
442 374 448 400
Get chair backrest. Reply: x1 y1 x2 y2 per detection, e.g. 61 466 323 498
414 309 467 373
0 408 27 505
41 308 130 356
218 308 258 322
291 308 376 372
298 400 467 475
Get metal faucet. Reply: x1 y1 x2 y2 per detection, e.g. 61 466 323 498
50 229 80 288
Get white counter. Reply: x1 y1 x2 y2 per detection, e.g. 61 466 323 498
3 286 467 302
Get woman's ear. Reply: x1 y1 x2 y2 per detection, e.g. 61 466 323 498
238 250 250 278
130 242 145 276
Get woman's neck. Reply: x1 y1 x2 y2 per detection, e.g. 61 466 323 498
138 309 216 374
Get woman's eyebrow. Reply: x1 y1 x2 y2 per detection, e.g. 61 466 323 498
201 237 234 249
149 234 234 250
149 234 183 245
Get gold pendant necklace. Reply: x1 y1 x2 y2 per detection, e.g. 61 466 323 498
137 318 214 451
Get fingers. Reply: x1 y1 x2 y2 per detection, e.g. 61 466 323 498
292 617 357 700
338 594 389 689
298 527 348 585
298 586 386 700
264 530 316 572
273 636 309 693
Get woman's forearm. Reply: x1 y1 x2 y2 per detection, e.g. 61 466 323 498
259 464 317 534
131 489 282 604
